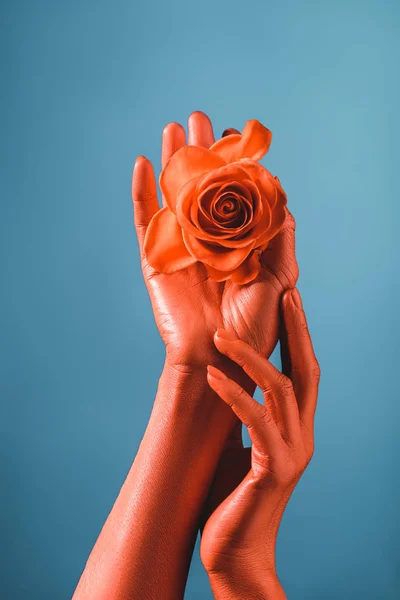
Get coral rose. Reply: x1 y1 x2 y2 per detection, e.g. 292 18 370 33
144 120 287 284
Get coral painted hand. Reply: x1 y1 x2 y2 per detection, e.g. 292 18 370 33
73 114 303 600
201 288 320 599
144 120 287 284
132 112 298 368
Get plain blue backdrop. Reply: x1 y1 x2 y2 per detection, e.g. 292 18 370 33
1 0 399 598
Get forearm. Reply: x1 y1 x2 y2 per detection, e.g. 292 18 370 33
73 362 236 600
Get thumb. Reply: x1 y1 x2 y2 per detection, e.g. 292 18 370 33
261 209 299 289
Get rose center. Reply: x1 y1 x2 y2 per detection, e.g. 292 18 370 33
197 181 255 235
219 197 238 215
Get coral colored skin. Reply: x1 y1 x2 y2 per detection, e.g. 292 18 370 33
73 113 298 600
201 288 320 599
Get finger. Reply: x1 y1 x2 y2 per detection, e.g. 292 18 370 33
261 208 299 289
188 111 215 147
207 366 282 454
214 329 285 394
161 122 186 169
132 156 159 255
214 329 301 443
222 127 240 137
280 288 320 428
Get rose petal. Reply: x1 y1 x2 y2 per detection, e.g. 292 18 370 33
209 120 272 163
196 163 250 192
246 190 272 239
255 199 286 246
205 265 233 282
238 159 287 204
230 252 261 284
236 159 287 242
160 146 226 213
182 230 254 271
144 207 197 273
205 252 261 284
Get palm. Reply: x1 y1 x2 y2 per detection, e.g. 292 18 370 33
200 437 257 571
142 258 222 365
200 426 251 532
142 211 297 367
201 480 249 565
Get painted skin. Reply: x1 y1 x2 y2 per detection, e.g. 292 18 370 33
73 113 300 600
201 289 320 598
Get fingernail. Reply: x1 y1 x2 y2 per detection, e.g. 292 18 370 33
215 328 238 341
134 156 146 170
291 288 303 310
207 365 227 380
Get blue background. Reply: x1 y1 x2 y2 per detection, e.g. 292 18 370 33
1 0 399 598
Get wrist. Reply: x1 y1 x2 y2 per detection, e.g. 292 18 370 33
152 360 238 456
165 339 219 371
165 345 231 376
164 350 256 398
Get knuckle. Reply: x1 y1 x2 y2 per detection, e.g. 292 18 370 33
140 191 157 203
299 319 310 336
236 355 248 369
305 439 315 464
232 342 253 367
295 440 313 470
304 362 321 387
135 219 151 230
306 448 314 465
284 393 299 415
312 362 321 383
258 407 274 427
261 383 273 396
288 455 305 482
273 443 310 485
234 384 248 401
274 455 299 486
277 373 294 394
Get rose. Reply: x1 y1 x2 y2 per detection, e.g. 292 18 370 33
144 120 287 284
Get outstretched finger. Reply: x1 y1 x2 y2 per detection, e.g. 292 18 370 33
188 111 215 147
214 329 301 443
207 365 283 454
280 288 320 428
161 122 186 170
132 157 159 255
214 329 285 394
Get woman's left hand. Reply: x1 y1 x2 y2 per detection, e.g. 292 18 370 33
201 287 320 599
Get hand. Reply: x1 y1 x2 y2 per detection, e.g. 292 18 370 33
200 288 320 599
132 112 298 370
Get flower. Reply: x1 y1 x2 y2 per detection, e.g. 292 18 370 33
144 120 287 284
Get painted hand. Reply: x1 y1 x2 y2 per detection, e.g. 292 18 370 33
132 112 298 371
201 288 320 599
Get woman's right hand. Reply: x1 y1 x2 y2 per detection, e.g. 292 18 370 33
131 112 298 371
